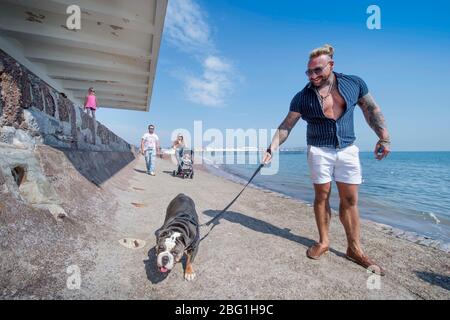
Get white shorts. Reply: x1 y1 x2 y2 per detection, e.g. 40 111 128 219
307 145 362 185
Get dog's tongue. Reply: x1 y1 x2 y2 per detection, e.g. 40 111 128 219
159 267 168 273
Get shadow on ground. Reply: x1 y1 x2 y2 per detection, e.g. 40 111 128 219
202 209 346 258
202 210 314 247
415 271 450 291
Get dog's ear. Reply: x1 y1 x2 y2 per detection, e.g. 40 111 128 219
177 234 187 248
155 228 170 239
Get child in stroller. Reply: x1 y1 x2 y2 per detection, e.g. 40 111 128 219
173 149 194 179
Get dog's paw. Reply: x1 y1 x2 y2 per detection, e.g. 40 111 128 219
184 271 196 281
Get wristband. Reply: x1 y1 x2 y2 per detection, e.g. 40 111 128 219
266 148 272 155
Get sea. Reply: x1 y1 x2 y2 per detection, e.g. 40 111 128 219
201 151 450 251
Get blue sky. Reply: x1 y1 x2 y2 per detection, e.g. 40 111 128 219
97 0 450 151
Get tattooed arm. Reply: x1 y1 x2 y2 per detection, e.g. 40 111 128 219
358 93 391 160
263 111 301 164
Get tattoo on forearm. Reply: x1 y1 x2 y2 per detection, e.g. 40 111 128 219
358 94 390 140
277 124 292 145
271 112 301 149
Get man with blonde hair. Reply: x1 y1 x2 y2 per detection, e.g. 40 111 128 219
263 44 390 275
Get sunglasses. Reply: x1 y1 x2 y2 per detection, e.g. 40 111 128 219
305 62 331 77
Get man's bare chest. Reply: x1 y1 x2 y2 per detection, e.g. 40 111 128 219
317 87 347 121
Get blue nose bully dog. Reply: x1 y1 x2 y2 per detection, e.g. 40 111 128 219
155 193 200 281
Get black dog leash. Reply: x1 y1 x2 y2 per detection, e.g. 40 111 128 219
199 163 264 242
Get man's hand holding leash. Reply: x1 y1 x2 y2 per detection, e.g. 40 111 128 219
262 148 273 165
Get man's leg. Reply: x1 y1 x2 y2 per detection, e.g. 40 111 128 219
144 150 151 174
336 182 385 275
307 182 332 259
336 182 361 253
306 146 335 259
149 149 156 174
314 182 332 246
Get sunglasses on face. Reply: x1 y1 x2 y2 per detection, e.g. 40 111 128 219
305 62 331 77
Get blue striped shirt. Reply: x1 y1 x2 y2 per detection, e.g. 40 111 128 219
290 72 369 149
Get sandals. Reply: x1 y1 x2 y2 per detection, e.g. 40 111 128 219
345 247 385 276
306 243 386 276
306 243 330 260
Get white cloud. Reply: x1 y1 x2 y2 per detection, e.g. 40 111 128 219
165 0 237 107
165 0 212 53
185 55 234 107
204 56 232 72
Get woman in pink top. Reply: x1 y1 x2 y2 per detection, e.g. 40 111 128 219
84 87 98 117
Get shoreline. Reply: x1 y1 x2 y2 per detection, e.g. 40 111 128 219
198 158 450 254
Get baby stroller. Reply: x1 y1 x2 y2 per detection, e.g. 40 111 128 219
173 149 194 179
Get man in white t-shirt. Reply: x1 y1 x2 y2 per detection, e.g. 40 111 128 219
140 124 160 176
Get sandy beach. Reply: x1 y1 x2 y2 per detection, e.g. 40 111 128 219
68 155 450 299
1 151 449 300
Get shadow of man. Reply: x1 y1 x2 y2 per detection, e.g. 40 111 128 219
202 209 345 258
202 209 317 248
415 271 450 291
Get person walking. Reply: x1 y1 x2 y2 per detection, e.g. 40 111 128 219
262 44 390 275
172 134 185 173
140 124 160 176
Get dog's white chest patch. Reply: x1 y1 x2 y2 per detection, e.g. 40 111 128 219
164 232 181 251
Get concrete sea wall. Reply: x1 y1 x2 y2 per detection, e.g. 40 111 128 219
0 49 131 152
0 49 136 219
